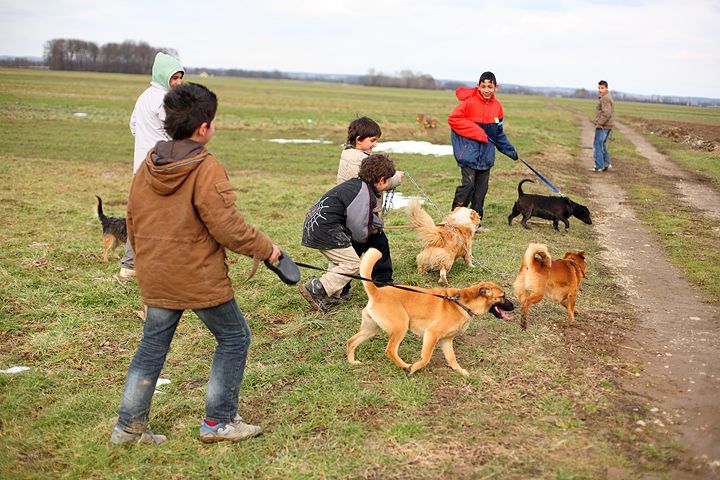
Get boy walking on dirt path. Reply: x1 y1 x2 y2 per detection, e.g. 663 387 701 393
118 52 185 280
110 83 282 445
300 154 397 313
336 117 404 299
448 71 518 222
592 80 614 172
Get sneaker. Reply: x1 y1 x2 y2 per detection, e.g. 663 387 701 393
110 424 167 445
603 164 612 171
590 167 604 172
199 415 262 443
299 277 332 313
119 267 136 278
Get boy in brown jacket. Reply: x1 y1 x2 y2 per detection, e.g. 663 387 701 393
110 83 281 445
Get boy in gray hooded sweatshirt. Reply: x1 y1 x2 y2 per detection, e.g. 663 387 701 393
118 52 185 279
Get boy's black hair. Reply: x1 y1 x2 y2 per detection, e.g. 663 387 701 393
358 153 396 184
163 83 218 140
478 71 497 85
346 116 382 147
598 80 608 87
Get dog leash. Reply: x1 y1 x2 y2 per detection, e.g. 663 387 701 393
294 261 478 318
483 136 565 197
519 159 565 197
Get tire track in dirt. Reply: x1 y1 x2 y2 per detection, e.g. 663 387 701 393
614 122 720 222
580 118 720 478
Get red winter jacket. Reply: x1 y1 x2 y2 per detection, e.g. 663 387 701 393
448 87 517 170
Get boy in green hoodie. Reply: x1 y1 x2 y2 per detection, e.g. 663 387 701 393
119 52 184 279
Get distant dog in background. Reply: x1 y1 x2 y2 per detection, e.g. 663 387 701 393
513 243 587 330
407 199 481 286
508 179 592 231
95 196 127 262
416 113 438 129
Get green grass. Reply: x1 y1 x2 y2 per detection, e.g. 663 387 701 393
1 67 713 478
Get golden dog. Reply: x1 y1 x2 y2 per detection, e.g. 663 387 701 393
407 199 481 286
347 248 514 377
513 243 587 329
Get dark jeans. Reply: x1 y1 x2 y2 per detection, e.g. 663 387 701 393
452 166 490 218
341 230 393 295
116 299 250 432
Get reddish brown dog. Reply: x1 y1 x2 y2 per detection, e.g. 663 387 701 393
347 248 514 377
513 243 587 329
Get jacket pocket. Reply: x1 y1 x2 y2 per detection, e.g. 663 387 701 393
215 181 236 207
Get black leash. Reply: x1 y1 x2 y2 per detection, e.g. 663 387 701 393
294 261 478 318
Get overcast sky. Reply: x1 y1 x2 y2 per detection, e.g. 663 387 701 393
2 0 719 98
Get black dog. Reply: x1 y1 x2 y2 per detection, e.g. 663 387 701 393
95 196 127 261
508 179 592 231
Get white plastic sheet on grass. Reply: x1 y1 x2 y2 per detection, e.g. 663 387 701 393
1 366 31 374
377 141 453 156
154 378 171 394
385 192 424 210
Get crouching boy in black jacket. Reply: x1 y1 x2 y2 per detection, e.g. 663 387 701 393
300 154 396 313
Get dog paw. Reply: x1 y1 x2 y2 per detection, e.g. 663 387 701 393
348 360 362 365
457 368 469 377
467 263 476 268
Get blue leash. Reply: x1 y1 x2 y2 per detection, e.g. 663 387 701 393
485 135 564 197
519 159 564 197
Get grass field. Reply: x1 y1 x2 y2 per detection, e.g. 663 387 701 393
1 68 718 479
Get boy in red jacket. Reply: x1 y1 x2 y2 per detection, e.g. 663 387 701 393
448 71 518 221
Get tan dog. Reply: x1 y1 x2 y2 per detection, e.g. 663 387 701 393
513 243 587 329
407 199 481 286
347 248 514 377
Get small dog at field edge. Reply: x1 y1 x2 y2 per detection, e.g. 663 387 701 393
508 179 592 231
95 196 127 262
513 243 587 330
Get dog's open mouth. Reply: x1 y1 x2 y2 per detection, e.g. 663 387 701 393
491 305 512 321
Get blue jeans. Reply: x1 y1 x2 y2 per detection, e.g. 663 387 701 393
593 128 612 169
116 299 251 432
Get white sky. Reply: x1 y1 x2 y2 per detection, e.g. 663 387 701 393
1 0 719 98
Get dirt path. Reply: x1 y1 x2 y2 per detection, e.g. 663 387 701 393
614 123 720 222
581 119 720 478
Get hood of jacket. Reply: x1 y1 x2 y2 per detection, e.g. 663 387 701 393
143 139 207 196
151 52 184 91
455 86 495 103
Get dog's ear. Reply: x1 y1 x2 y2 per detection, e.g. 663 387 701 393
577 251 586 259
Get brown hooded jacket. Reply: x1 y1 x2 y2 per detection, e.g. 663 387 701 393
127 139 273 309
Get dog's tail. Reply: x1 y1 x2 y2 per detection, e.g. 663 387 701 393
522 242 552 270
518 179 535 196
407 199 442 246
95 196 108 224
360 248 383 297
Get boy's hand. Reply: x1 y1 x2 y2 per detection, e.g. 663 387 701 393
398 171 406 180
268 244 282 264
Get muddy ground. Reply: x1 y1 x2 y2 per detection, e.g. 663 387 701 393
628 117 720 152
580 118 720 478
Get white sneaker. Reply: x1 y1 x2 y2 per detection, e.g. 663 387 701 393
119 267 136 278
199 415 262 443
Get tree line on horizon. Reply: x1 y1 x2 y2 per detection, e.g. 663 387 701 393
42 38 178 74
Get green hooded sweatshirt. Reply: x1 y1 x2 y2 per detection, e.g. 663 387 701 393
151 52 184 92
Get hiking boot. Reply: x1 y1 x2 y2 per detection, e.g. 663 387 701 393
339 290 353 302
199 415 262 443
299 277 333 313
110 424 167 445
